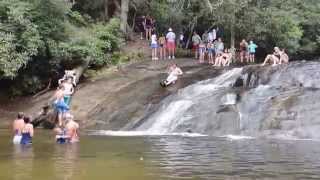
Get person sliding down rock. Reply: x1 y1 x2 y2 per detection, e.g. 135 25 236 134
161 63 183 87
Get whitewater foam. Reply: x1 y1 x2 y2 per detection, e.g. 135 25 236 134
88 130 207 137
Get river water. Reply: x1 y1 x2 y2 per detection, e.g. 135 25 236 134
1 129 320 180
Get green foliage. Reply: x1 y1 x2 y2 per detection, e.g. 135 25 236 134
146 0 320 56
0 0 123 95
56 18 122 67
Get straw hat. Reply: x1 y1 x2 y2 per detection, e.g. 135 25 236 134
168 28 173 32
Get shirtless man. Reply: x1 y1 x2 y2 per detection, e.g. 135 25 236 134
239 39 248 63
12 112 25 144
262 47 281 66
163 63 183 86
65 113 79 143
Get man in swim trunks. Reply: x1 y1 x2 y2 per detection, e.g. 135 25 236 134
12 112 25 144
239 39 248 63
163 63 183 86
192 31 201 59
166 28 176 59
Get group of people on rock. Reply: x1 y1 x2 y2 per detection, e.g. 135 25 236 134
12 70 79 145
192 31 234 67
150 28 177 60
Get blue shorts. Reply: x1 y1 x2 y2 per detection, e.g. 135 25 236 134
151 43 158 48
207 48 214 53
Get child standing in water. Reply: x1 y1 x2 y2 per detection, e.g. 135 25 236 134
198 42 206 63
151 32 158 60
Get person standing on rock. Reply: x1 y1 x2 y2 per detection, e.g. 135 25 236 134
137 15 146 40
166 28 176 59
145 15 153 40
151 31 159 60
159 33 166 60
12 112 25 144
240 39 248 63
192 31 202 59
248 40 258 63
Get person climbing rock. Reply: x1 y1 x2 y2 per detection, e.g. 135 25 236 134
54 85 69 127
12 112 25 144
62 78 74 106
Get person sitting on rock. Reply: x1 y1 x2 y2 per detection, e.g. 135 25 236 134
279 49 289 64
163 63 183 86
262 47 282 66
222 49 233 67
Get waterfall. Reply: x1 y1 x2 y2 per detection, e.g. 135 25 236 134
137 68 243 134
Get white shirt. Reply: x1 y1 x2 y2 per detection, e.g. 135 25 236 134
212 29 217 40
63 83 74 96
151 34 157 44
166 32 176 42
180 34 184 41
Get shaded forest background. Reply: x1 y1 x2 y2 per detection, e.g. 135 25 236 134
0 0 319 96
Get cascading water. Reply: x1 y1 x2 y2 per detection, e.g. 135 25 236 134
137 68 243 134
91 68 244 137
91 62 320 140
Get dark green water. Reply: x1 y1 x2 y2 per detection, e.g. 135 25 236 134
1 129 320 180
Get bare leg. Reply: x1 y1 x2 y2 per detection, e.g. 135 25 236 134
262 55 273 66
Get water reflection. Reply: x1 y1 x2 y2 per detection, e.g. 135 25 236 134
53 144 80 180
12 145 34 180
144 137 320 180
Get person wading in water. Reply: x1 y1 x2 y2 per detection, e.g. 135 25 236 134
12 112 25 144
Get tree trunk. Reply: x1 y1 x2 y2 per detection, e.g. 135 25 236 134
120 0 129 34
185 18 197 49
32 60 90 129
230 12 236 62
104 0 109 22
